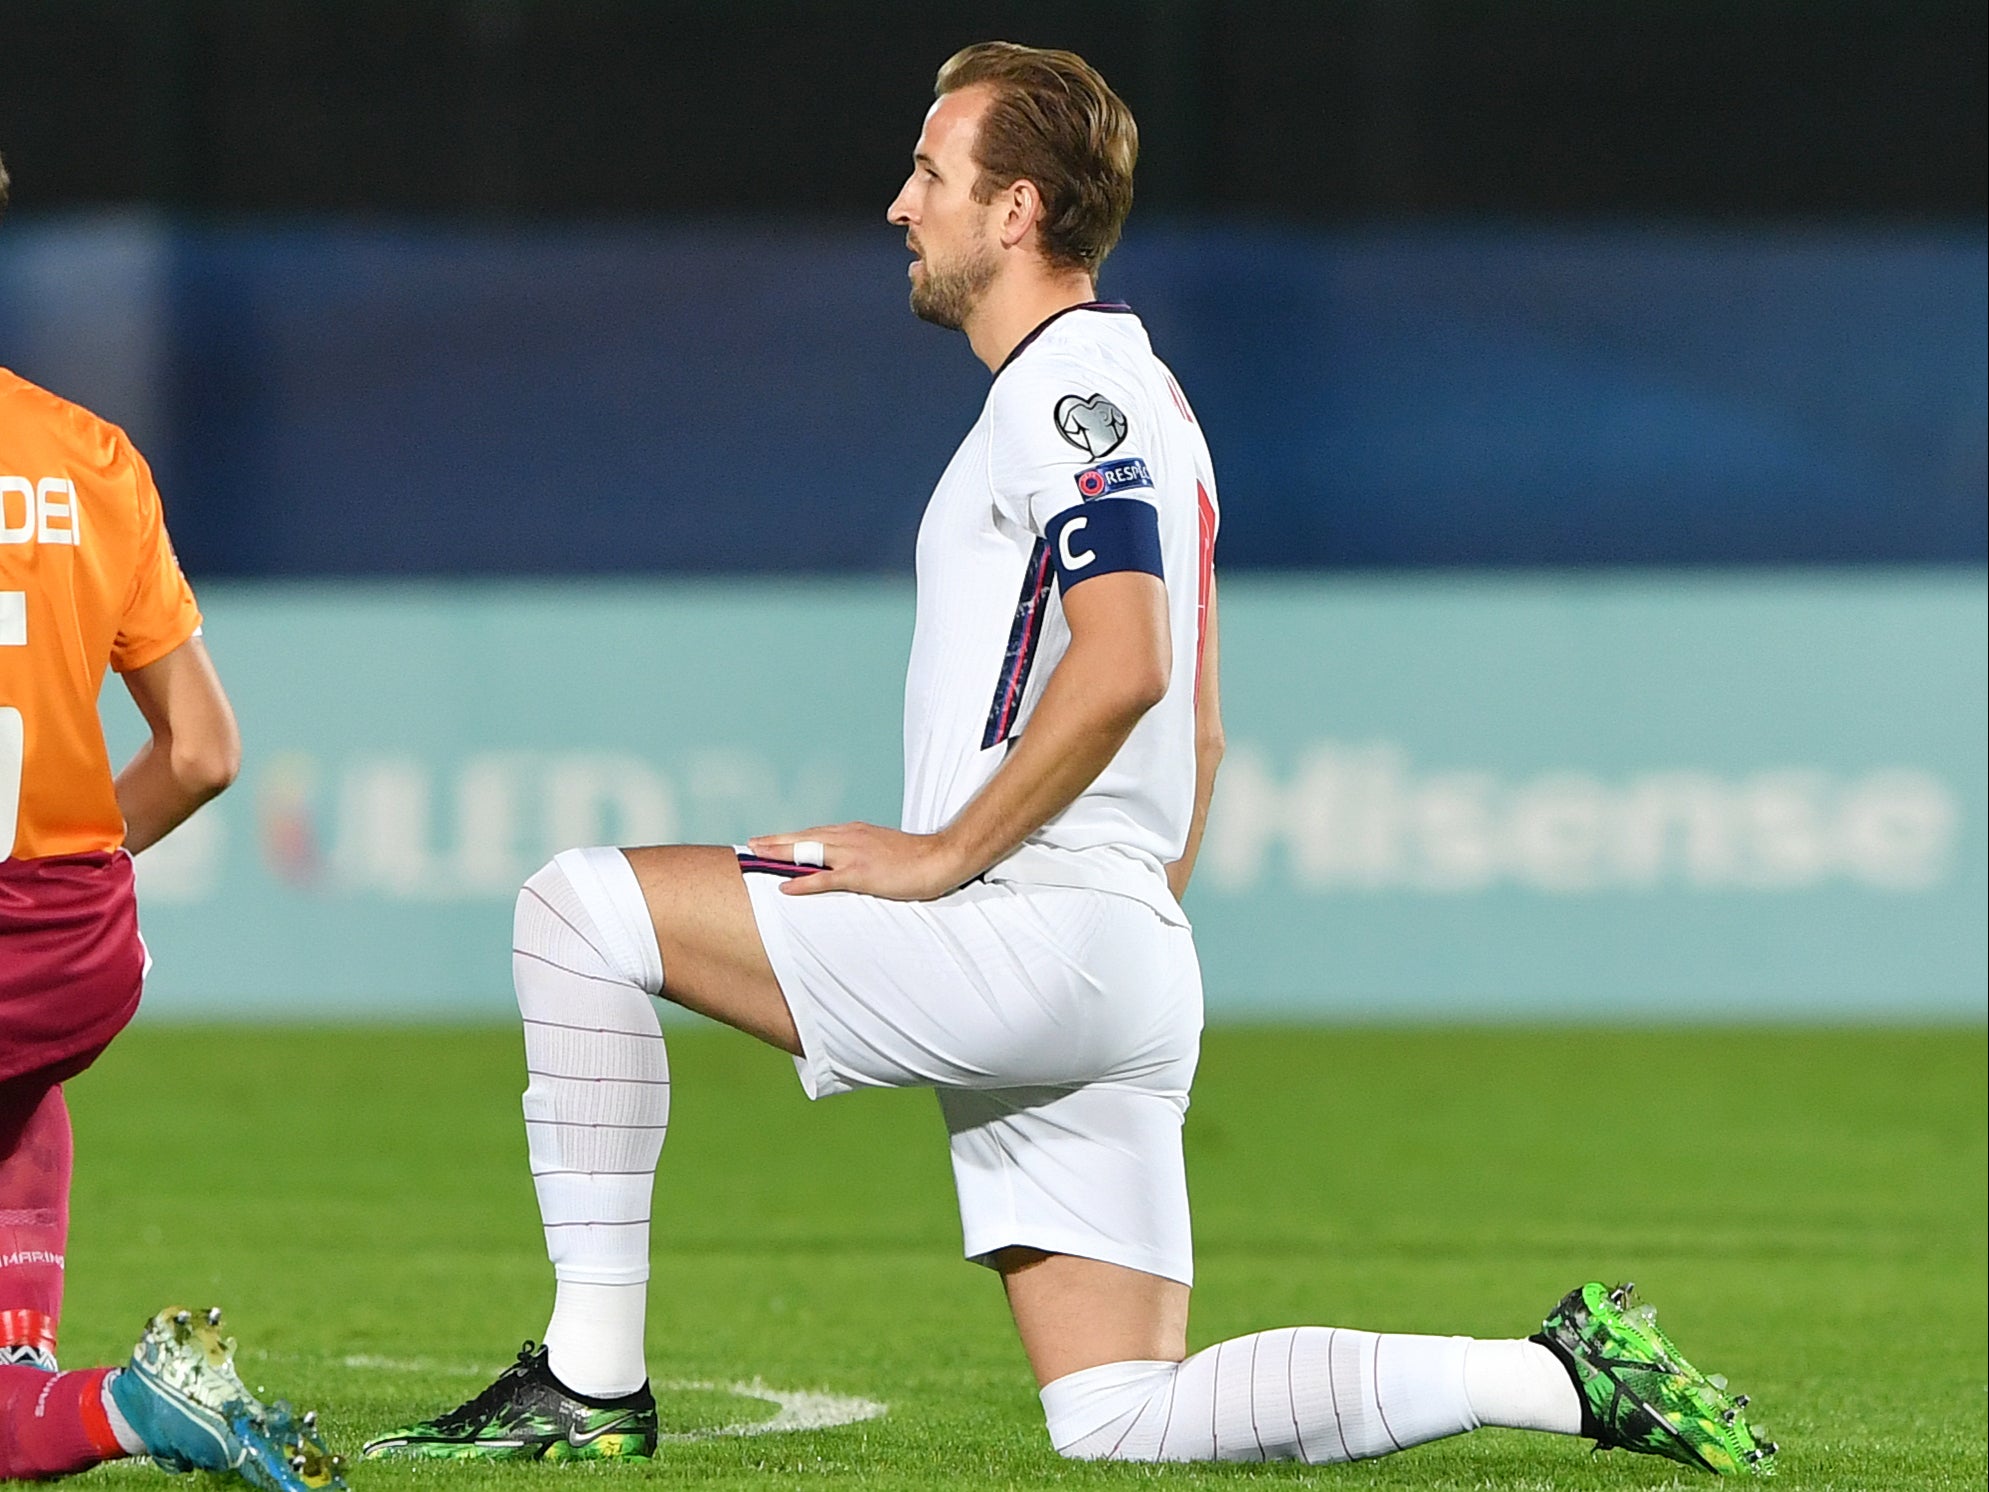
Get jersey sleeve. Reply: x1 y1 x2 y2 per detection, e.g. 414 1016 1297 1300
987 355 1160 539
109 436 202 673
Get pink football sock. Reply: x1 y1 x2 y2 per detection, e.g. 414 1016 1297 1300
0 1364 126 1477
0 1077 71 1372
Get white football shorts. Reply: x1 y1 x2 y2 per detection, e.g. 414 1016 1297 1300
740 869 1204 1286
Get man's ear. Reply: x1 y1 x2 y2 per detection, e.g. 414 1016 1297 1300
999 178 1044 250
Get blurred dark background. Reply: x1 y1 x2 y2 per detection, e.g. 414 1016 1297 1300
5 0 1983 219
1 0 1983 576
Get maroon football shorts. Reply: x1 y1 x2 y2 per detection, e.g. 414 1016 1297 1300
0 851 145 1087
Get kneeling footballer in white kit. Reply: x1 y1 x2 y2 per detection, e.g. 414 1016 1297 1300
365 42 1774 1478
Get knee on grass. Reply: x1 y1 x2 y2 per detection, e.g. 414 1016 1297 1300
1041 1358 1183 1461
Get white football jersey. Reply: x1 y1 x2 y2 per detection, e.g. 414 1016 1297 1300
902 303 1219 925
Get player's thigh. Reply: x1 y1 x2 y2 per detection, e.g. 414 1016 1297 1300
942 1076 1196 1294
995 1248 1191 1386
0 851 145 1087
620 844 798 1055
748 878 1202 1096
970 1079 1198 1384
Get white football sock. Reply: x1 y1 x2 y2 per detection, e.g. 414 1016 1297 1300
1462 1337 1583 1434
514 847 667 1398
1043 1327 1510 1462
542 1281 649 1401
99 1372 146 1456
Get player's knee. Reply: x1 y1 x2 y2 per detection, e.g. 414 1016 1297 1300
1050 1434 1136 1463
516 848 663 996
1040 1360 1176 1462
515 854 575 944
519 856 560 899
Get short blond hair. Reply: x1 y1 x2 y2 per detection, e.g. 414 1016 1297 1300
935 42 1137 276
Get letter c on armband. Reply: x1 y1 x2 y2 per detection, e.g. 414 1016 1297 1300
1047 498 1164 592
1059 516 1095 572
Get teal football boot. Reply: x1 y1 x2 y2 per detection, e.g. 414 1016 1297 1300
109 1306 348 1492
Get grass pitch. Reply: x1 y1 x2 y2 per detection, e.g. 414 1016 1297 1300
59 1024 1985 1491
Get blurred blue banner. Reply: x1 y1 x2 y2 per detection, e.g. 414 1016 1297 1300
2 218 1982 572
107 573 1986 1023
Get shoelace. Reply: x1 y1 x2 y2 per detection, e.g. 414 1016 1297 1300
428 1343 546 1433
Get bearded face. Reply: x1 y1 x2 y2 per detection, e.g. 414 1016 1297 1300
908 223 1000 330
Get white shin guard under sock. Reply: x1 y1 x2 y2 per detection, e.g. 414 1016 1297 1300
515 847 669 1398
1041 1330 1578 1463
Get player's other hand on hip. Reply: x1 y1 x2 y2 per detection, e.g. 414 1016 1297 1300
747 823 969 901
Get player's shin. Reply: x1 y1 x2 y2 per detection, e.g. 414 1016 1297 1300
0 1076 71 1372
514 849 669 1399
1042 1327 1578 1463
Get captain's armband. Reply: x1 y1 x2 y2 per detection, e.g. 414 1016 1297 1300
1046 498 1164 592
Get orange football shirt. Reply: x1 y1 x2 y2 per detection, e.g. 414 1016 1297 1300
1 367 202 860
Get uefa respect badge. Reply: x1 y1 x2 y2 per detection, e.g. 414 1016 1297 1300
1074 456 1154 499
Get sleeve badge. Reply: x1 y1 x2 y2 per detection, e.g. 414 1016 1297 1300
1054 393 1129 459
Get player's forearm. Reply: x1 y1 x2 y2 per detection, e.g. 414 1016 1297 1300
115 730 238 854
936 634 1167 885
113 636 241 853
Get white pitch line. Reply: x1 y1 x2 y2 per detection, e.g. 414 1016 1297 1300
652 1378 887 1439
337 1354 491 1375
329 1359 885 1440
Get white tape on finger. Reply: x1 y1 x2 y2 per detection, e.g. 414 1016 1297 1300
792 839 826 868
